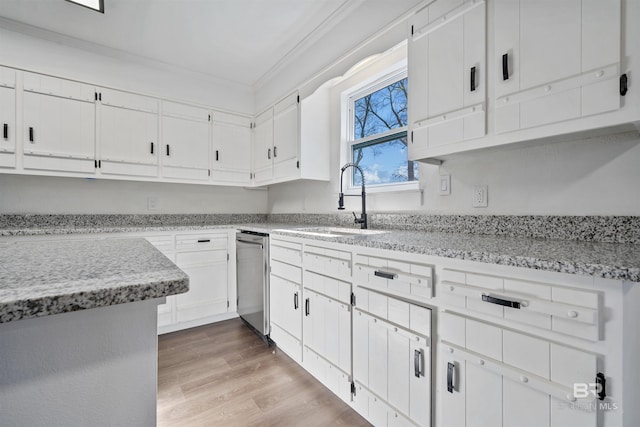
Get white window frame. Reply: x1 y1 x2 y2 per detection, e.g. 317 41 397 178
341 64 419 194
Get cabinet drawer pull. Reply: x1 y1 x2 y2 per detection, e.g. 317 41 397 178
150 142 154 154
414 349 424 378
29 127 34 142
374 270 398 280
502 53 509 80
294 292 299 310
470 66 477 92
3 123 7 140
447 362 456 393
305 298 310 316
481 294 520 309
197 239 211 243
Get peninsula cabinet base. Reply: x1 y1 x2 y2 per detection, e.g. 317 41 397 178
0 299 161 427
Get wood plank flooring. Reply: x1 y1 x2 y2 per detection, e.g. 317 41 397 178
157 318 371 426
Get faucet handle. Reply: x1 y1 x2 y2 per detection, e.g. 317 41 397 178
353 212 364 224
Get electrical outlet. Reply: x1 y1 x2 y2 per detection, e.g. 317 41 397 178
472 185 488 208
147 197 158 211
439 175 451 196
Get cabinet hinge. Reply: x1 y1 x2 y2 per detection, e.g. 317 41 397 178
296 160 300 169
350 292 356 307
620 74 628 96
351 382 356 395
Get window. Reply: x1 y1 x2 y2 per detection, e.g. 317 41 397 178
348 74 418 189
66 0 104 13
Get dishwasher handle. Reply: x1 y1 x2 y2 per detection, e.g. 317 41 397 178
237 239 264 247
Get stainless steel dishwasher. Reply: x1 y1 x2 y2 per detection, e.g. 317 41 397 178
236 230 270 338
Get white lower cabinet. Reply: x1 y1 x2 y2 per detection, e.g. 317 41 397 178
269 239 304 362
439 311 599 427
353 289 432 427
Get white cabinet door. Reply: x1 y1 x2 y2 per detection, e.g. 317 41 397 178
22 72 96 174
408 0 486 156
272 92 299 180
0 67 16 168
161 101 210 181
253 107 273 184
99 88 159 177
270 274 302 361
494 0 621 133
175 249 228 322
211 111 252 185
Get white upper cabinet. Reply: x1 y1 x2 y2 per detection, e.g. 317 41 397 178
0 66 16 169
252 84 331 186
161 101 210 182
98 88 159 177
22 72 96 174
494 0 621 133
211 111 252 185
272 91 300 181
408 0 486 159
252 107 274 184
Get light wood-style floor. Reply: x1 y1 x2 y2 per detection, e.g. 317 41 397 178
157 318 371 426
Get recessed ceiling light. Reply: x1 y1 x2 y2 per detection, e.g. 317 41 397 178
66 0 104 13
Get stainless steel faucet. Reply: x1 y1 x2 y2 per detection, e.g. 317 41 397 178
338 162 367 229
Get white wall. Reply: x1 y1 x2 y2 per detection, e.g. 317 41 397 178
0 23 254 113
0 174 267 214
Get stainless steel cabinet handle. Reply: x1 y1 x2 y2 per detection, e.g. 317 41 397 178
447 362 456 393
481 294 521 309
374 270 398 280
414 349 424 378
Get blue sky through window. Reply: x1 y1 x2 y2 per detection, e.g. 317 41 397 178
352 77 418 185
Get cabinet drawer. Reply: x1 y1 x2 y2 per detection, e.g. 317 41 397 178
440 311 599 405
354 254 434 300
175 234 227 251
176 249 226 267
439 268 601 341
356 288 431 337
303 270 351 304
145 235 174 254
271 259 302 284
271 240 302 265
304 245 351 279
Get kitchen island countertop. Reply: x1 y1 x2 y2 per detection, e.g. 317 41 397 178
0 238 189 323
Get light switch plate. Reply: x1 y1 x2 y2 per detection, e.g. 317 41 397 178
439 175 451 196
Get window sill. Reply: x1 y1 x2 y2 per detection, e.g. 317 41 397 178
345 180 420 195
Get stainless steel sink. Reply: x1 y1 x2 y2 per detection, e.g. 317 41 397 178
291 227 389 238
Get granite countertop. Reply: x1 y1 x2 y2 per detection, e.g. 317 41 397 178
0 238 189 324
272 228 640 283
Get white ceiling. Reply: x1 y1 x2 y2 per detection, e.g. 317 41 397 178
0 0 423 88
